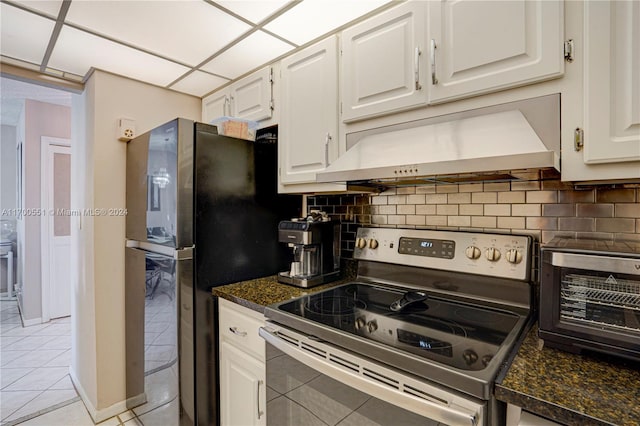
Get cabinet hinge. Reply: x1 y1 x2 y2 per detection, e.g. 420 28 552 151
574 127 584 152
564 39 574 63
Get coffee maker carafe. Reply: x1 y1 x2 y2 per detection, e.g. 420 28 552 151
277 215 340 288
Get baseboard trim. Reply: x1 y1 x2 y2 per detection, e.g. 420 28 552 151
69 367 131 423
21 315 42 327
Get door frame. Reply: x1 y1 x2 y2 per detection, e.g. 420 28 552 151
40 136 71 323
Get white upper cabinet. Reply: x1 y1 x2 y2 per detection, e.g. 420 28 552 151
279 36 341 189
583 1 640 164
202 90 229 123
202 67 273 124
341 2 427 122
427 0 564 104
229 67 273 122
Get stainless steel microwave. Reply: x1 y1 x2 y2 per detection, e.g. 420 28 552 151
539 237 640 361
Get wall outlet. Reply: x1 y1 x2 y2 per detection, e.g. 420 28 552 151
117 118 136 141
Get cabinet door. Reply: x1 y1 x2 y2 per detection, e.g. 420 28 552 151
341 1 427 122
583 1 640 164
230 67 273 122
220 341 266 426
280 36 339 185
428 0 564 103
202 90 229 123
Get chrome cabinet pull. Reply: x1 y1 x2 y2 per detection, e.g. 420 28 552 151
325 132 332 166
430 39 438 85
256 379 264 419
223 96 230 116
414 47 422 90
229 326 247 337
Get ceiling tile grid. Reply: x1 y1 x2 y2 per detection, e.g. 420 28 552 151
0 0 392 97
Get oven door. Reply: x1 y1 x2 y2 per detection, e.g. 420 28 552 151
539 250 640 360
259 325 484 426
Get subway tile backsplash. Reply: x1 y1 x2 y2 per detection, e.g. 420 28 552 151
308 180 640 261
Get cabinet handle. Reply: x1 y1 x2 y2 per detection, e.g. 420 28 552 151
256 379 264 419
229 95 234 116
223 96 230 116
325 132 332 166
229 327 247 337
414 47 422 90
430 39 438 85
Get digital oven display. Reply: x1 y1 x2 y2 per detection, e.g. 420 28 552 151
397 329 452 357
398 237 455 259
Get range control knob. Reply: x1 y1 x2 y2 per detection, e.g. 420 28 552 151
485 247 501 262
482 355 493 367
355 317 366 331
366 320 378 333
462 349 478 366
465 246 481 260
356 238 367 249
505 249 523 264
368 239 379 249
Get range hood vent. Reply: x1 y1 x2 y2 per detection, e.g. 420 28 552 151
317 95 560 188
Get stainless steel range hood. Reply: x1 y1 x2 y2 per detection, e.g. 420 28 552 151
317 95 560 187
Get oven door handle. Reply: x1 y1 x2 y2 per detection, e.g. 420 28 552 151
259 327 480 426
551 252 640 276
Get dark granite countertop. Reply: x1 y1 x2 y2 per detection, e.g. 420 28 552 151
212 259 358 313
496 325 640 426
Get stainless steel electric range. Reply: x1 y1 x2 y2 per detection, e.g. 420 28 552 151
259 227 533 426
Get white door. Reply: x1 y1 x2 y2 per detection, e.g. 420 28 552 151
428 0 564 103
41 139 71 320
280 36 339 185
202 90 229 123
230 67 273 122
583 1 640 164
220 341 266 426
341 1 427 122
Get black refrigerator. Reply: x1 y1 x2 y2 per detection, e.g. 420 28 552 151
125 118 300 425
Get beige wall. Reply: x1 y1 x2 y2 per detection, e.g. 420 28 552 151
71 70 200 419
21 100 71 321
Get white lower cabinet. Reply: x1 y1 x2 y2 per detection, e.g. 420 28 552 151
220 342 266 426
218 298 266 426
506 404 563 426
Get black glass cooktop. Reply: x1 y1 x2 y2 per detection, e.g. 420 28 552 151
276 283 520 371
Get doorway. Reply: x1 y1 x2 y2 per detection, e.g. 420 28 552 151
41 137 72 321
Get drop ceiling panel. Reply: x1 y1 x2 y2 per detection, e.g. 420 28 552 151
65 0 252 66
265 0 390 45
170 71 229 97
10 0 63 18
201 30 293 80
0 3 55 65
215 0 291 24
49 26 190 87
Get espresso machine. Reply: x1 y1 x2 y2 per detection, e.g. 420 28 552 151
277 215 340 288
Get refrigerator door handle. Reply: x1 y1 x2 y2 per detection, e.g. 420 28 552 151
126 240 194 260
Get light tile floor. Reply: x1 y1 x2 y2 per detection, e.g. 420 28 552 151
1 282 178 426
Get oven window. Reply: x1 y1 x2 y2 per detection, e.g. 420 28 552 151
559 269 640 333
266 344 442 426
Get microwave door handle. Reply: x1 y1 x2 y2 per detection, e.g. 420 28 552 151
551 252 640 276
259 327 479 426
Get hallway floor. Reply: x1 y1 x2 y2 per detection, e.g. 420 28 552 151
1 297 177 425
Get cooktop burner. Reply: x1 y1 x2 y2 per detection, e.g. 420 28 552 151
277 283 519 371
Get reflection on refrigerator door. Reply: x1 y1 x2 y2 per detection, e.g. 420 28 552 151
126 247 184 425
